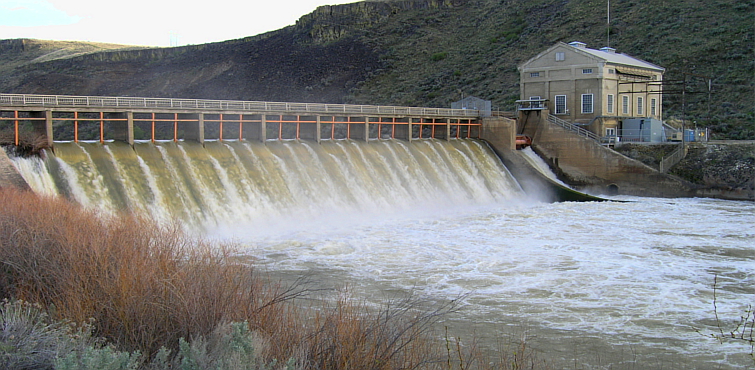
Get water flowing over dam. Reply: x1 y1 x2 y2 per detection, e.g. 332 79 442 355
13 139 523 230
7 139 755 368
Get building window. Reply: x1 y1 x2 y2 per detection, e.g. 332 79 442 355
530 72 540 78
582 68 593 74
555 95 567 114
555 52 565 61
637 96 644 116
581 94 594 114
651 98 657 116
622 95 629 114
606 128 616 137
608 69 615 74
607 94 614 114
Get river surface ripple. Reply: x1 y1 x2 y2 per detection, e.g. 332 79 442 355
235 197 755 369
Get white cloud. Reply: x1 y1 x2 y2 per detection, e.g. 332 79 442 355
0 0 356 46
0 0 80 27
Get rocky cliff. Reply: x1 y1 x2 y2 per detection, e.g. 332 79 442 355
0 0 752 138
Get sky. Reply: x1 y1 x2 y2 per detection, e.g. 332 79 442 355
0 0 356 47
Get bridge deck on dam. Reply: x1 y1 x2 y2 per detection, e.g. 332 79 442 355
1 93 486 147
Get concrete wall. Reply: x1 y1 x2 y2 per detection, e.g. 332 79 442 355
480 116 516 151
527 110 695 197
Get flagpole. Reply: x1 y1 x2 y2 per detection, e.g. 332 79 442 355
607 0 611 47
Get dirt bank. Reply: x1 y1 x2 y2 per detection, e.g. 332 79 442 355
616 142 754 200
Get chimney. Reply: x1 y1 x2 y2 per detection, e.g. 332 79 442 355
568 41 587 48
600 46 617 53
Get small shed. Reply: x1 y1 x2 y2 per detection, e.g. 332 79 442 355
452 96 491 117
621 118 665 143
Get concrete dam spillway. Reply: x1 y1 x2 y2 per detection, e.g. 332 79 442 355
7 135 755 368
12 139 524 230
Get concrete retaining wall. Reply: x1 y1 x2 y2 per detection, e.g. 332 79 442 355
480 116 516 152
526 110 698 198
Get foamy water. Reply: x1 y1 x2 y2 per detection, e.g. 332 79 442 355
8 141 754 368
241 197 755 369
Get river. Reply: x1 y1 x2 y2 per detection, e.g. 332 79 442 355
237 196 754 369
9 140 755 369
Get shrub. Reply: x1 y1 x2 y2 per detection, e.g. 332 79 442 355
430 52 447 61
0 188 462 369
55 346 142 370
0 188 308 359
0 299 95 370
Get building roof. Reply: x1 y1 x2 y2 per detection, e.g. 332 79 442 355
520 42 665 72
577 45 665 72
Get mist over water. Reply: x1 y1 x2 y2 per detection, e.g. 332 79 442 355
10 139 755 369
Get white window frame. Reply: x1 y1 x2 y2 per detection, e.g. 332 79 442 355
555 52 565 61
606 128 616 137
530 72 540 78
607 94 614 114
637 96 644 116
651 98 657 116
622 95 629 115
581 94 594 114
582 68 593 74
555 95 567 114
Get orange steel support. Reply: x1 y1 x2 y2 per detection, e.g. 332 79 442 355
13 111 18 146
151 113 155 143
173 113 178 142
296 116 300 140
99 112 104 144
219 114 224 141
239 115 243 141
74 112 79 142
331 119 335 140
278 116 282 140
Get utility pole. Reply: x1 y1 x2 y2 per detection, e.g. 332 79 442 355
681 73 686 150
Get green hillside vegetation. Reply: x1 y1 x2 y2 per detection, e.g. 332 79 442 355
0 0 752 139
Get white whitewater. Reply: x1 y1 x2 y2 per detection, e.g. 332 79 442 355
8 140 754 368
519 146 570 187
11 139 523 231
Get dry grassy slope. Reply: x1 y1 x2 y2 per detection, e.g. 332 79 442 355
0 39 145 75
0 0 752 138
0 28 383 103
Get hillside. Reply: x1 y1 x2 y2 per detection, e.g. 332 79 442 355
0 0 752 139
0 39 147 75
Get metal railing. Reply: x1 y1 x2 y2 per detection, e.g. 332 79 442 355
546 114 600 141
0 93 481 118
659 143 688 173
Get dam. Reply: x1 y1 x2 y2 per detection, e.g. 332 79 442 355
11 139 523 230
2 94 754 368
